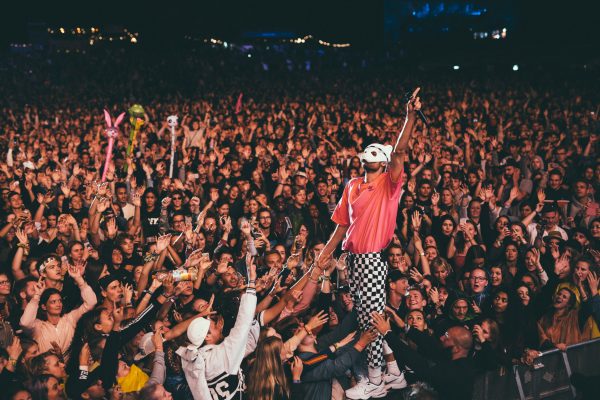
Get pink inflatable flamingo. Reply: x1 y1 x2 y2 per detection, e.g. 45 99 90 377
102 109 125 182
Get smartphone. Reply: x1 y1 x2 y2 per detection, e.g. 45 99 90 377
279 267 292 284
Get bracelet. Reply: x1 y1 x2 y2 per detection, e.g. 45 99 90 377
293 380 302 384
333 342 339 351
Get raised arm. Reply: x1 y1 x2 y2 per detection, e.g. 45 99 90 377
20 278 45 330
315 224 349 268
390 88 421 182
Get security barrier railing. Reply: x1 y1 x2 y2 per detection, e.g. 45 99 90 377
472 338 600 399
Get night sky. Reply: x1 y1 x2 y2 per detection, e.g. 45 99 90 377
0 0 597 48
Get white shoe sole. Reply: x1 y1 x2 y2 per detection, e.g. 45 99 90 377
385 380 407 390
345 389 388 400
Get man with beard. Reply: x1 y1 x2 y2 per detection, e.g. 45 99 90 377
316 89 423 399
497 158 532 215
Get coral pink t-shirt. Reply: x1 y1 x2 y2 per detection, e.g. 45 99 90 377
332 172 402 254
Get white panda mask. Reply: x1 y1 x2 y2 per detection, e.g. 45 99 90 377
359 143 393 164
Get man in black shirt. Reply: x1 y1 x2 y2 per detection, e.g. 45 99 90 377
373 313 478 400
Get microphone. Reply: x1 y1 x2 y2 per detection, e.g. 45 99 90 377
403 91 428 126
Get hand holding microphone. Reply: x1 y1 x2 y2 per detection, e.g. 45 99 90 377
403 87 427 126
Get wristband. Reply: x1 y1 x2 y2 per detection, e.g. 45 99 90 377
293 380 302 384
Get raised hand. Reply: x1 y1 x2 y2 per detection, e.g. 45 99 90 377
185 249 204 268
96 197 110 213
67 263 83 281
156 234 172 253
371 312 391 335
240 220 252 238
161 197 172 209
306 310 329 331
123 283 134 305
336 253 348 271
16 228 29 245
222 216 233 233
473 324 486 343
106 217 118 238
357 329 378 348
199 294 216 317
189 196 200 209
428 287 440 305
79 342 91 366
131 192 142 207
112 302 124 326
385 306 405 328
278 166 290 183
431 192 440 206
7 336 22 362
409 267 424 283
291 356 304 381
162 274 175 297
587 272 599 294
411 210 422 231
554 253 570 275
406 87 422 113
152 328 164 352
407 179 416 193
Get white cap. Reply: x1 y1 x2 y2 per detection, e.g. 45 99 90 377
360 144 393 163
187 317 210 346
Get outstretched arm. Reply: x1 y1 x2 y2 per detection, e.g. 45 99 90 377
390 88 422 182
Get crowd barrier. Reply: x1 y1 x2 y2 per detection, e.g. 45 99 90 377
471 338 600 399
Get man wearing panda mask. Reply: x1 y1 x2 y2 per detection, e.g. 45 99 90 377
316 88 423 399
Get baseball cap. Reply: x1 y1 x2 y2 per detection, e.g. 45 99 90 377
187 317 210 346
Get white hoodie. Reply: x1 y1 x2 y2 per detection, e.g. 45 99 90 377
177 289 260 400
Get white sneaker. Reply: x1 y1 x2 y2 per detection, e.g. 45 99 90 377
345 379 388 399
384 372 407 390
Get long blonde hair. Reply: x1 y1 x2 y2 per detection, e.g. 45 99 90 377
247 335 290 400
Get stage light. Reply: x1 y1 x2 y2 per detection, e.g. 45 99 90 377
453 65 460 70
512 64 519 71
248 54 252 58
130 37 137 44
223 42 228 48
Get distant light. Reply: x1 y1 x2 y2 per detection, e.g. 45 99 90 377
130 37 137 44
89 39 94 45
453 65 460 70
248 54 252 58
512 64 519 71
59 27 65 34
223 41 228 48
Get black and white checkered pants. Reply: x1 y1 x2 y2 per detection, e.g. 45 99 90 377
347 251 387 369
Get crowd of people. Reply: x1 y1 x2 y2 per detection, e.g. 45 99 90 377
0 46 598 400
